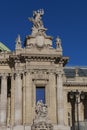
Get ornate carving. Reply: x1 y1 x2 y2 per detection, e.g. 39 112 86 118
15 35 22 49
56 36 62 50
29 9 44 29
29 9 47 36
31 100 53 130
35 100 48 118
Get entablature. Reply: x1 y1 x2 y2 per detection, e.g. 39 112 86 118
9 53 69 68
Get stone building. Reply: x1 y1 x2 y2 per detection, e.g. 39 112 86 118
0 9 87 130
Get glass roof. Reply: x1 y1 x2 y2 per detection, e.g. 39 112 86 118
0 42 11 52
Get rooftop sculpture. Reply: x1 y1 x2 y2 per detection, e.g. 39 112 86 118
29 9 47 36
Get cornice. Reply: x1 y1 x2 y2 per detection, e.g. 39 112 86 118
9 53 69 66
63 82 87 86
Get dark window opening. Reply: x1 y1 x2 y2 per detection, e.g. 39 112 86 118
68 112 71 126
36 86 45 104
84 101 87 120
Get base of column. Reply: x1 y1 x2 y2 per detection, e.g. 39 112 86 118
54 125 70 130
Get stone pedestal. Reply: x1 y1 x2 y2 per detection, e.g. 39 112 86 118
32 121 53 130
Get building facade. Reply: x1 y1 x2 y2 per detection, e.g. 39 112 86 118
0 9 87 130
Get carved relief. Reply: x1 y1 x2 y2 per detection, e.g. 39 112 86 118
35 100 48 118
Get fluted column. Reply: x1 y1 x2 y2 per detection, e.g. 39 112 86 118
14 73 22 125
56 70 64 125
0 73 7 125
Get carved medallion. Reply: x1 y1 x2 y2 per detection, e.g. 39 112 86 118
36 35 45 48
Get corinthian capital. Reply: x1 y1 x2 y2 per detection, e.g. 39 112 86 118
56 70 64 77
1 73 8 79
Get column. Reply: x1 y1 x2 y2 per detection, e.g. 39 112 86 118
22 72 26 124
25 71 32 124
11 74 15 126
0 73 7 125
14 73 22 125
48 72 57 124
56 71 64 125
7 96 11 127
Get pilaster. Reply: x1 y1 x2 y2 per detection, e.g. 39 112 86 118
14 72 22 125
22 72 26 124
0 73 8 126
56 69 64 125
11 74 15 126
48 72 57 124
25 71 32 124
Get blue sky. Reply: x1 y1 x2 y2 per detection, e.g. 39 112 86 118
0 0 87 66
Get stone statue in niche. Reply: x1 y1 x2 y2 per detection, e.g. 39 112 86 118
35 100 47 118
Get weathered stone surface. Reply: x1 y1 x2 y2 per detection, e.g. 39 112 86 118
0 9 86 130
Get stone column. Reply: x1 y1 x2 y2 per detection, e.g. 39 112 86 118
56 70 64 125
48 72 57 124
0 73 7 125
11 74 15 126
22 72 26 124
7 96 11 127
25 71 32 124
14 73 22 125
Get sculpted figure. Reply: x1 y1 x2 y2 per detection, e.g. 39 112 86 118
29 9 44 29
35 100 47 118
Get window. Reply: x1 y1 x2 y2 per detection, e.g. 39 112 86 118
36 87 45 103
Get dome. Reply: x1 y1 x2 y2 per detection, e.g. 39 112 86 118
0 42 11 52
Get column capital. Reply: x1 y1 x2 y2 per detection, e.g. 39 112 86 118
15 72 22 78
56 70 64 76
1 73 8 79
